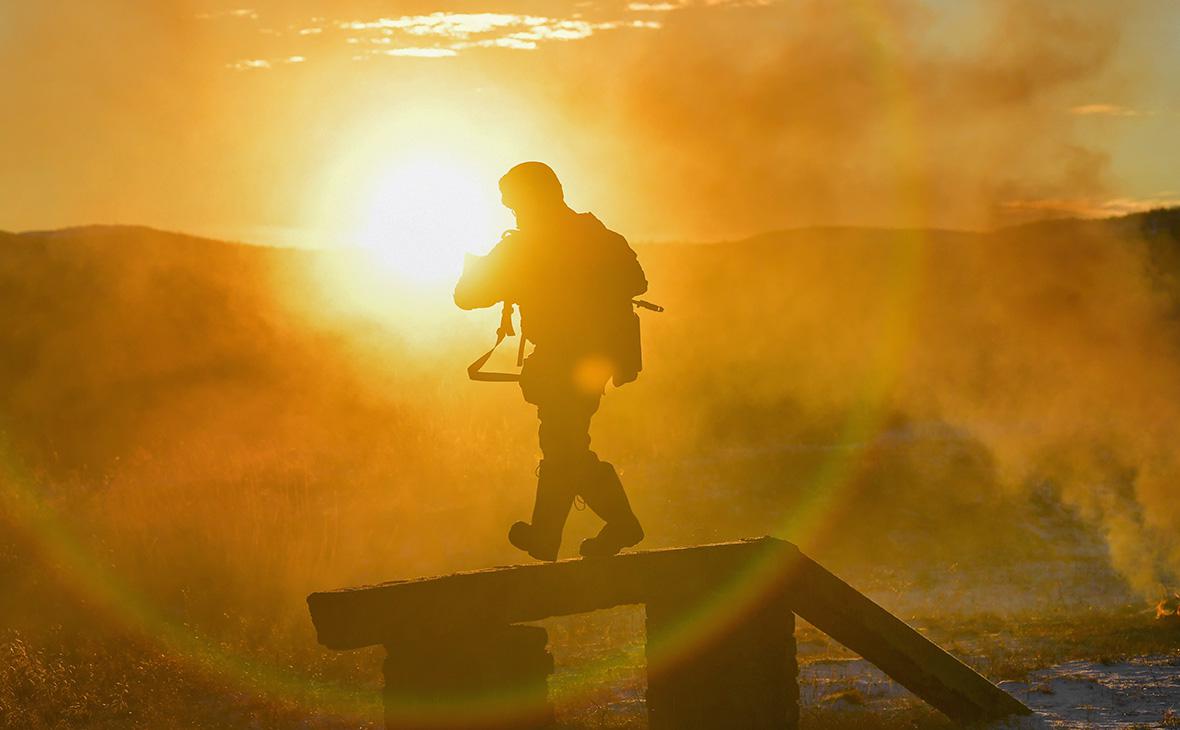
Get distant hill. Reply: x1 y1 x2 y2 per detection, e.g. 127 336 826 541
4 210 1180 586
0 226 321 471
4 208 1179 475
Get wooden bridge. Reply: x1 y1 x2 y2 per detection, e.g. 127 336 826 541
307 537 1030 729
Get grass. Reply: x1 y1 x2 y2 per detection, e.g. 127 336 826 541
1 448 1171 728
2 431 1169 728
4 597 1177 728
0 625 387 729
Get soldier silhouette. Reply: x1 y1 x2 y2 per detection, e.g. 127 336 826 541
455 162 647 561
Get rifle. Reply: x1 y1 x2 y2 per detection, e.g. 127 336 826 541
633 299 664 313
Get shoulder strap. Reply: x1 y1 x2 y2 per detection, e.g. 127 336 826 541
467 302 523 382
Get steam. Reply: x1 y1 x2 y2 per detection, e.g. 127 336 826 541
634 213 1180 596
543 0 1134 239
901 219 1180 595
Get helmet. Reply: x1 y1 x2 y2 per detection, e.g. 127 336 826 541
499 161 564 211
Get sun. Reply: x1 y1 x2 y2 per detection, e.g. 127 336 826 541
298 142 515 328
303 103 539 291
352 154 505 285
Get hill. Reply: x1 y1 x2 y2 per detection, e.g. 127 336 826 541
2 212 1178 585
4 209 1175 481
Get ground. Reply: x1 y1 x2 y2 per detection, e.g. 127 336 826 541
538 603 1180 729
3 555 1180 728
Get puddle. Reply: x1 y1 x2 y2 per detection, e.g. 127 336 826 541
1000 654 1180 728
802 653 1180 728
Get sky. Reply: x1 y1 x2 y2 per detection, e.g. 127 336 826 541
1 0 1178 247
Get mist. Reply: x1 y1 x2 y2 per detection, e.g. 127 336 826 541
535 0 1149 239
3 214 1179 643
4 1 1175 243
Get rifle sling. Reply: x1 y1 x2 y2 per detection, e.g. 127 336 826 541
467 302 525 382
468 297 660 383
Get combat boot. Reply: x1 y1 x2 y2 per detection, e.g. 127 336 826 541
508 460 577 561
578 461 644 558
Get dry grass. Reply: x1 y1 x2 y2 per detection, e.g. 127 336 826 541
0 420 1147 730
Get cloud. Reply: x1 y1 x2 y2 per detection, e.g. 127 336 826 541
1070 103 1144 117
339 13 530 36
382 48 458 58
220 11 662 61
226 58 271 71
627 0 767 7
1001 195 1180 218
336 13 660 58
628 2 682 10
225 56 305 71
453 37 540 51
195 8 257 21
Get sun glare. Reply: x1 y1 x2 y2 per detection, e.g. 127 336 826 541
302 108 539 324
354 155 502 285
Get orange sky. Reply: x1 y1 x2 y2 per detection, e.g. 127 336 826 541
2 0 1178 245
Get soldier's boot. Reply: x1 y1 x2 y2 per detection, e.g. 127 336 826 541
508 461 576 562
578 461 644 558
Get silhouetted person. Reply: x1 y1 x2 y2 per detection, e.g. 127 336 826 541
455 162 646 561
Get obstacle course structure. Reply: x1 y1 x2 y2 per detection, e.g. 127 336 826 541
308 537 1029 729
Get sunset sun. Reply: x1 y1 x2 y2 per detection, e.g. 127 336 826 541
354 154 502 285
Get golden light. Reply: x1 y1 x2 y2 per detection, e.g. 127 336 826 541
295 146 509 335
297 104 540 332
305 103 524 293
353 153 503 285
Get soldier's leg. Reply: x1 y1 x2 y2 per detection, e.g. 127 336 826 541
579 459 644 557
508 458 575 561
507 393 593 561
538 389 643 557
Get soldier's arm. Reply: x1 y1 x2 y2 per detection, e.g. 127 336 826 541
453 238 514 310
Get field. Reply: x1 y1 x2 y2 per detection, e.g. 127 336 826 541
3 211 1180 727
4 559 1178 727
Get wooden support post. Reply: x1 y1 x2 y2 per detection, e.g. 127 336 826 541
645 585 798 729
383 624 554 730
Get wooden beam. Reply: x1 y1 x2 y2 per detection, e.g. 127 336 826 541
788 553 1031 722
307 538 784 650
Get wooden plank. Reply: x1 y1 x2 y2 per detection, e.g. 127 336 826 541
789 553 1031 722
307 538 785 650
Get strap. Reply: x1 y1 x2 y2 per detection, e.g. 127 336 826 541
468 302 523 382
468 299 660 382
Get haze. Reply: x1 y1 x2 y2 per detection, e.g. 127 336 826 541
6 2 1180 726
3 0 1179 250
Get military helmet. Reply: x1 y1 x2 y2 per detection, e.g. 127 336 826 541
499 161 564 210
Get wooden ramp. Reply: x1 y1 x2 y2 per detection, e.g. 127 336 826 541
308 537 1029 729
